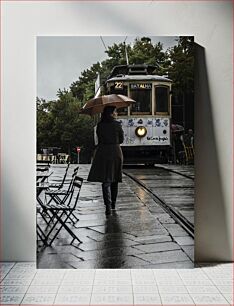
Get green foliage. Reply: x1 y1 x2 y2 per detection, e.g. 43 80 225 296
104 38 167 75
167 36 194 95
37 92 94 162
70 62 102 103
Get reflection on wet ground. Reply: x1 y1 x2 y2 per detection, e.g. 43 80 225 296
37 164 194 269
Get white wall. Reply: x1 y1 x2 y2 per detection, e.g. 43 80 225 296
1 1 232 261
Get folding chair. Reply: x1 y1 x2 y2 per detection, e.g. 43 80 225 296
37 222 48 246
38 176 83 246
37 171 78 245
46 166 78 199
49 163 71 189
37 166 79 233
58 153 67 164
36 170 53 187
50 155 56 164
36 170 55 228
58 166 79 185
43 167 79 225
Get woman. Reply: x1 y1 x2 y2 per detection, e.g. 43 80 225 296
87 106 124 215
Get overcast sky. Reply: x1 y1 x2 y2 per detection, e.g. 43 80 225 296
37 36 178 101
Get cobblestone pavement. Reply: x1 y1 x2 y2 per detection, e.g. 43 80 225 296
124 165 194 224
37 164 194 269
155 164 195 179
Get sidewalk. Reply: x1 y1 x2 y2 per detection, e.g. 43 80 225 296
37 165 193 269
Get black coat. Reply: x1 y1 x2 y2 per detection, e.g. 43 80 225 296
87 119 124 183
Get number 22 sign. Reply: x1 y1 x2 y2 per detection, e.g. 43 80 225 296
114 82 123 89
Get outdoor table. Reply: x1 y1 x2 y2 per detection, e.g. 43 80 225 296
36 170 53 183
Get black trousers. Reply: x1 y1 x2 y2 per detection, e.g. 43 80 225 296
102 182 118 207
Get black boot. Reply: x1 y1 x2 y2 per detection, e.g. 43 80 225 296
111 183 118 210
105 205 111 215
102 183 112 216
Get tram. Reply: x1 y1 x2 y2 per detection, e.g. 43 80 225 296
102 64 172 164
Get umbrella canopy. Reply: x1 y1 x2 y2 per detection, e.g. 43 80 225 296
171 124 184 133
79 94 136 116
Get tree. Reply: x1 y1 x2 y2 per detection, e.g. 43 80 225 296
167 36 194 128
37 91 95 162
130 38 166 72
167 36 194 95
37 97 55 150
70 62 102 103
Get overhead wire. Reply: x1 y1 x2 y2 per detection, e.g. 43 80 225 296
100 36 108 52
123 36 129 65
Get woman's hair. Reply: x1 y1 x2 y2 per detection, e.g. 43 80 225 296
100 106 116 122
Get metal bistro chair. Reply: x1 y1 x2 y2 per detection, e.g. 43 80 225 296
58 153 68 164
49 163 71 189
50 155 56 164
57 166 79 185
36 169 54 230
37 167 79 243
61 166 79 186
44 167 79 225
36 167 53 187
37 172 79 244
38 176 83 246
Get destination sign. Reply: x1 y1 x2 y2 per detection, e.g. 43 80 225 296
130 83 152 90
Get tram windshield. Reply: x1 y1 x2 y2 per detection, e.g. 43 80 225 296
155 86 169 115
109 83 128 115
130 87 151 114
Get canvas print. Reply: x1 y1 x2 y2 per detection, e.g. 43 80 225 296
36 36 194 268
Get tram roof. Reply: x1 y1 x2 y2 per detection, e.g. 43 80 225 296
107 75 172 82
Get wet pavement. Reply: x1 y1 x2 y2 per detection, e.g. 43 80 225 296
37 164 194 269
155 164 194 179
124 165 194 225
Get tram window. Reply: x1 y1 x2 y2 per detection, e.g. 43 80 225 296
109 84 128 115
130 90 151 114
116 107 127 115
155 86 169 114
109 84 128 95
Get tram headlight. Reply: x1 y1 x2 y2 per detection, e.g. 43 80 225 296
135 126 147 138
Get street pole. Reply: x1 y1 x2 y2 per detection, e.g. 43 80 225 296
76 147 81 164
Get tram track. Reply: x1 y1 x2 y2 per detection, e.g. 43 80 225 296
123 168 194 239
154 164 194 180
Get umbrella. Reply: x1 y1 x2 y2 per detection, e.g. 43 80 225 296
79 94 135 116
171 124 184 133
